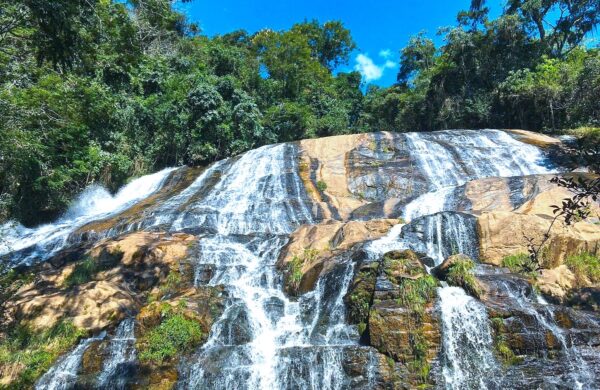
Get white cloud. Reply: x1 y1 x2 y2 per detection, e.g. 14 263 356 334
354 54 397 82
379 49 392 59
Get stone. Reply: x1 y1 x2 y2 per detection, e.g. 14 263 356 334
537 265 576 300
278 218 401 293
3 232 197 332
505 129 562 148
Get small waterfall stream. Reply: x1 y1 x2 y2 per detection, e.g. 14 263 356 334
495 279 596 388
35 333 106 390
437 287 499 389
0 168 176 266
97 318 137 389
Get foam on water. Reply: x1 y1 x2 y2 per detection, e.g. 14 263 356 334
1 167 176 266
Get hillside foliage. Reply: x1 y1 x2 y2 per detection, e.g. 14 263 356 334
0 0 598 226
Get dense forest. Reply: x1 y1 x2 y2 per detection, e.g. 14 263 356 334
0 0 598 227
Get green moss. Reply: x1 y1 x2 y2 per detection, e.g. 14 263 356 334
565 252 600 285
407 359 431 383
446 258 480 298
138 311 203 364
349 284 372 323
357 322 367 335
490 316 521 366
159 271 183 297
0 321 87 388
0 266 34 301
316 180 327 192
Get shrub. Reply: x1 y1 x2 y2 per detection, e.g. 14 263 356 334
446 258 480 298
316 180 327 192
397 275 438 315
565 252 600 285
502 253 539 277
138 313 203 364
286 248 319 294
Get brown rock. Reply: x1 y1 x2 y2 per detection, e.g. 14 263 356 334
477 212 600 266
537 265 576 300
3 232 197 332
505 129 562 148
278 219 401 292
299 133 369 220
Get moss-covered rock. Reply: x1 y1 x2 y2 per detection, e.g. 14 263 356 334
345 249 441 387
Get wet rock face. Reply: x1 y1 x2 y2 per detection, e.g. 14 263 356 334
345 250 441 388
477 269 600 388
346 133 429 206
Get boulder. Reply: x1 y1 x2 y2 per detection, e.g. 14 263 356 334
505 129 562 148
3 232 197 332
477 212 600 267
345 249 441 387
537 265 576 300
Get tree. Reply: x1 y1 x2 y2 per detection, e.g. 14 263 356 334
471 0 600 56
0 0 99 69
290 20 356 71
397 33 436 85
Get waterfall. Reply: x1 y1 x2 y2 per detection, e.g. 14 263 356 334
400 212 479 266
177 143 361 389
402 129 555 221
8 129 589 389
35 332 106 390
0 167 176 267
97 318 137 389
437 287 499 389
405 129 553 191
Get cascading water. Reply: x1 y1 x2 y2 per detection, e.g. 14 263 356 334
0 168 176 267
97 318 137 389
362 130 558 389
493 279 597 389
437 287 499 389
174 143 361 389
402 129 555 221
35 333 106 390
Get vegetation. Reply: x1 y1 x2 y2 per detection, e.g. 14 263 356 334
565 252 600 285
396 275 438 316
316 180 328 192
0 0 598 227
501 253 541 277
446 258 481 298
137 303 203 364
0 266 34 303
0 321 87 388
347 264 378 324
286 248 319 294
63 257 99 287
490 316 521 366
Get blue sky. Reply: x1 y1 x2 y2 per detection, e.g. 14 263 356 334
177 1 595 86
177 0 503 86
